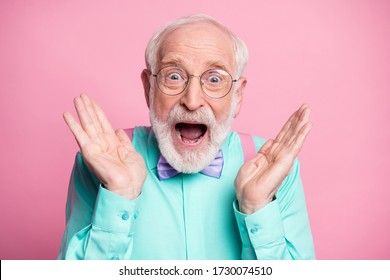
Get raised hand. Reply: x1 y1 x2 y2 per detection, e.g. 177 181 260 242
235 104 312 214
63 94 147 200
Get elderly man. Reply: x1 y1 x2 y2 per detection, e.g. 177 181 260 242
59 14 315 260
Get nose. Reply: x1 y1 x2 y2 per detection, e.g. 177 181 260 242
179 75 206 111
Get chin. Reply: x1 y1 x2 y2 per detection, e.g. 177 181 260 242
153 119 230 174
164 126 219 173
149 94 237 173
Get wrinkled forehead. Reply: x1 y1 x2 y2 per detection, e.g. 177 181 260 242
156 22 236 72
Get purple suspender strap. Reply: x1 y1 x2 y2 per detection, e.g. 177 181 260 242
124 128 135 141
237 132 257 163
124 128 256 163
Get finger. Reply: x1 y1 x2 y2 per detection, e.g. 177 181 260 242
274 111 295 144
80 94 103 134
275 104 307 143
252 139 274 168
115 129 135 151
278 104 308 143
242 154 268 183
268 140 282 158
92 98 115 134
63 111 90 147
273 104 309 157
258 139 274 155
252 155 269 176
287 105 311 147
290 122 312 155
74 96 99 140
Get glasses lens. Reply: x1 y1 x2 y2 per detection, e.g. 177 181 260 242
201 69 232 98
155 66 234 98
157 66 187 95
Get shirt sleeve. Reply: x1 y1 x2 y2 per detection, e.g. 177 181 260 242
233 158 316 260
58 152 140 260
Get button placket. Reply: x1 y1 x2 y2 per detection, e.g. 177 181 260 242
250 226 260 235
121 211 129 221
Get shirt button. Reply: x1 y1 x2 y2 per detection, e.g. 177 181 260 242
250 227 259 234
121 212 129 221
133 211 139 220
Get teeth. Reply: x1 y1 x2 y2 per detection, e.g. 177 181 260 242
176 127 181 137
175 126 204 144
181 134 203 144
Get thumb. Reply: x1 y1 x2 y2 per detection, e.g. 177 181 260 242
258 139 274 155
116 129 135 151
117 145 132 163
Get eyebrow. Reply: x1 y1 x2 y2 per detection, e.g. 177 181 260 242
160 56 185 67
160 56 231 73
207 60 230 72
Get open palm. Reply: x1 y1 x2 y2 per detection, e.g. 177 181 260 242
63 94 146 200
235 104 312 214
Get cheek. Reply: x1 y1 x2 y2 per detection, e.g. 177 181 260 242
152 95 177 121
210 99 234 122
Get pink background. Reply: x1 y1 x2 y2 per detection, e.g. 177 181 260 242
1 0 389 260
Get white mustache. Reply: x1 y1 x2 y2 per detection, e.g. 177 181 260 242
167 105 216 127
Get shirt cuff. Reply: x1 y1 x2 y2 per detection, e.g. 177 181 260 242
233 200 285 249
92 185 140 234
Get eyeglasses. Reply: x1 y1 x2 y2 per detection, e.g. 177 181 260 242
152 66 238 99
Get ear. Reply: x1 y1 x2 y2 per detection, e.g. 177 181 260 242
233 77 247 118
141 69 151 108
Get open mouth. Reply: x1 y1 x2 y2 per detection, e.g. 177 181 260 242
175 122 208 145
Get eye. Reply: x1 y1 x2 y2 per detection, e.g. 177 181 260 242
203 69 230 85
207 75 222 83
167 72 184 81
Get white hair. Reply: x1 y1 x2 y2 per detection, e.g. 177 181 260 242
145 14 249 78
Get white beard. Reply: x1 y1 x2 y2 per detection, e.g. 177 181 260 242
149 90 237 174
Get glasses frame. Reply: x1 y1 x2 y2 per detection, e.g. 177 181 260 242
151 66 239 99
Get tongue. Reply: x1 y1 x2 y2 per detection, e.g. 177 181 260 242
177 123 206 140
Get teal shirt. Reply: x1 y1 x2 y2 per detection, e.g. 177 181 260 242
58 126 315 260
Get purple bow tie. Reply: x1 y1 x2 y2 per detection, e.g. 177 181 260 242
157 150 224 180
